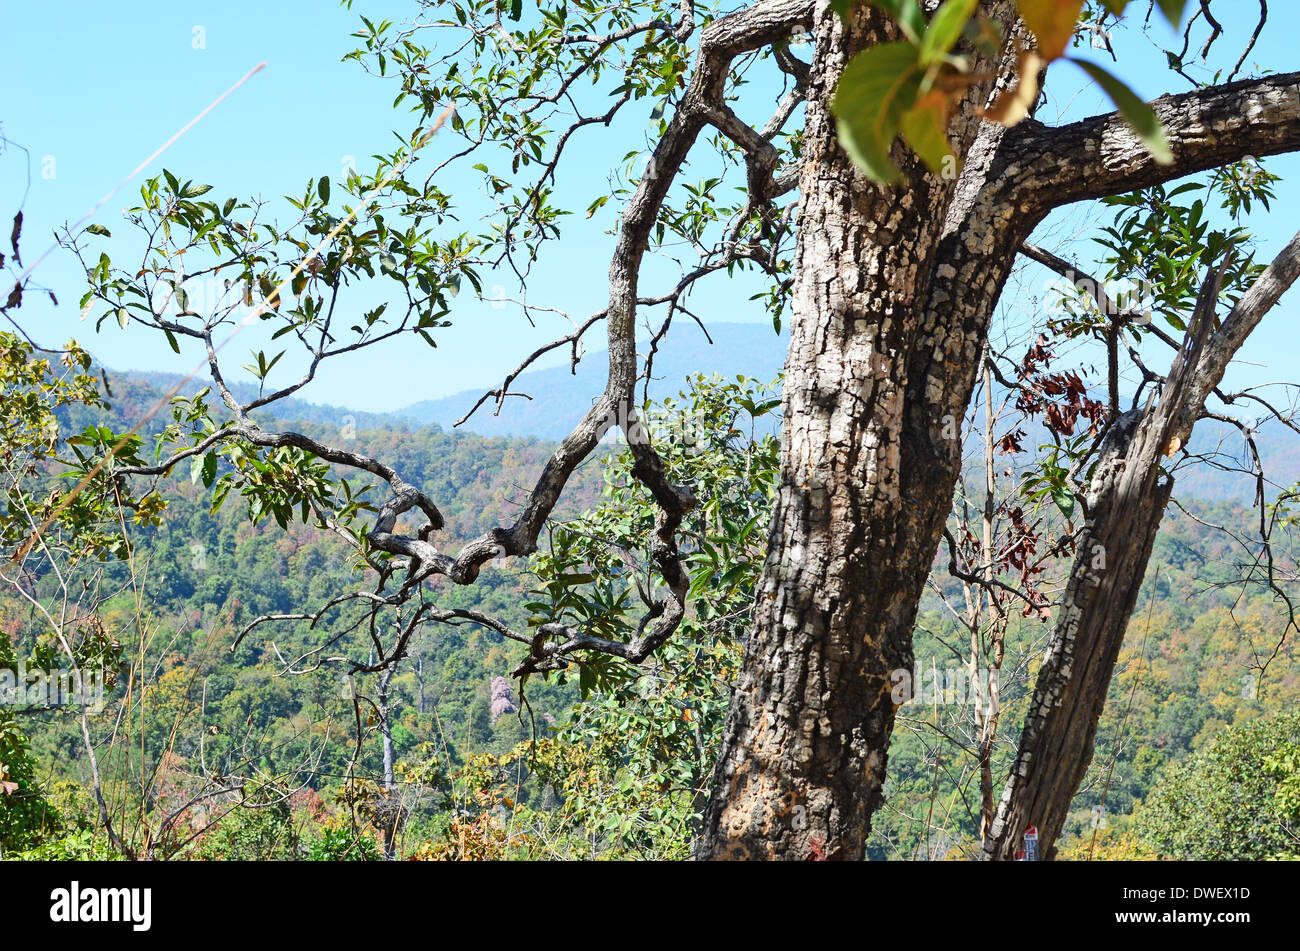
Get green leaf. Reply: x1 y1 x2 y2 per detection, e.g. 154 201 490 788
1073 60 1172 165
899 94 956 176
318 176 331 203
201 451 218 488
84 223 111 237
1155 0 1188 27
1051 484 1076 519
919 0 978 65
181 183 213 197
831 41 924 183
211 479 232 513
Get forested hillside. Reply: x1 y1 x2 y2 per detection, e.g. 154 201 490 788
886 497 1300 860
3 367 1297 860
6 0 1300 880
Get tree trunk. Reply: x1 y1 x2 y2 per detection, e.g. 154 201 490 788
696 1 1020 860
695 5 1300 857
378 665 399 861
986 230 1300 860
983 406 1173 860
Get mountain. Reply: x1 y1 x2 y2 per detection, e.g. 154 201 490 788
398 321 790 440
992 408 1300 505
1177 417 1300 503
391 320 1300 503
101 369 404 434
99 319 1300 505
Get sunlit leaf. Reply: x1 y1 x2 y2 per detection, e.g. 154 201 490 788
1016 0 1084 61
832 41 924 182
1074 60 1173 164
900 91 957 176
919 0 978 65
1051 483 1075 519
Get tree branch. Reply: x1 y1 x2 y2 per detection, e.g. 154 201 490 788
1004 71 1300 214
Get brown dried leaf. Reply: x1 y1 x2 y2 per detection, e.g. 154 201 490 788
1017 0 1085 61
982 51 1043 127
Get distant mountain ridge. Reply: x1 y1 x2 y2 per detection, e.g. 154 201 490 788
398 321 790 440
99 319 1300 506
102 321 790 442
104 369 404 434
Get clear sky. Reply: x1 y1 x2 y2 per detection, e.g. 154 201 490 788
2 1 1297 413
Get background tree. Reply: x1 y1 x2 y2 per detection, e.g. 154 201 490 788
1 205 318 860
986 174 1300 858
1133 711 1300 860
523 373 779 857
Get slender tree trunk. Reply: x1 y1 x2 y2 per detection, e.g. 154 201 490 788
378 665 398 860
986 231 1300 860
983 405 1173 860
972 358 1007 839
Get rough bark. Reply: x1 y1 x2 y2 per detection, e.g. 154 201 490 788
984 228 1300 861
696 1 1021 860
983 404 1174 861
379 665 398 860
697 0 1300 857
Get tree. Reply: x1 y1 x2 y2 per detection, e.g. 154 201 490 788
30 0 1300 860
0 207 137 854
525 373 779 857
1133 712 1300 860
696 0 1299 859
985 188 1300 858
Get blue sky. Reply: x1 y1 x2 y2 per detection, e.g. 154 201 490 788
2 1 1297 413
